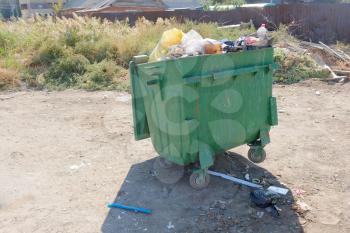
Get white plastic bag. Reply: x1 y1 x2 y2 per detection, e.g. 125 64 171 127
181 30 204 56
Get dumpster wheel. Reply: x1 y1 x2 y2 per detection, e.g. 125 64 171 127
153 157 184 184
155 156 175 169
189 171 210 189
248 147 266 163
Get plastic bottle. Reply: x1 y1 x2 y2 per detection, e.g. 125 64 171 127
257 24 268 40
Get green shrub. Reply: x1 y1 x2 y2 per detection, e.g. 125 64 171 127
74 39 117 63
45 54 89 88
62 27 80 47
32 42 67 66
274 48 329 84
79 60 128 91
0 31 15 57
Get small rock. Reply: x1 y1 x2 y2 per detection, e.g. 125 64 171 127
292 200 311 215
69 162 85 170
10 151 24 159
218 201 226 210
299 218 307 225
167 221 175 229
315 91 321 95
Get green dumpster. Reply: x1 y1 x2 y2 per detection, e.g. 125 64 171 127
130 48 278 189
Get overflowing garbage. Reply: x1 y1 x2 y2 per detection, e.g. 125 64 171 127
148 24 272 62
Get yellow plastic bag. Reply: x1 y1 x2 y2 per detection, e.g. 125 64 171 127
149 28 184 62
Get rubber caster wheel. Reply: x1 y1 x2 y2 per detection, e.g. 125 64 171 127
189 172 210 189
153 157 184 184
248 147 266 163
155 157 175 169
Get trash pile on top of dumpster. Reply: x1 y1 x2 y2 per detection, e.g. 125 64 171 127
149 24 272 62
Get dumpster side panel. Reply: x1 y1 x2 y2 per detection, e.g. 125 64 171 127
129 61 150 140
137 61 200 165
184 49 274 153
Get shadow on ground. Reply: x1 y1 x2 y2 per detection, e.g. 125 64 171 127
102 152 302 233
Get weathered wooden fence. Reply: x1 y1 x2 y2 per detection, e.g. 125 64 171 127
72 4 350 43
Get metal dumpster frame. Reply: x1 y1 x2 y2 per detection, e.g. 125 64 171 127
130 48 278 188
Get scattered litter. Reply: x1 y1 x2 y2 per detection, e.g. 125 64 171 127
279 39 350 84
252 178 261 184
250 189 279 208
69 162 85 170
292 188 306 197
319 41 348 62
250 189 281 217
267 186 289 195
265 205 281 218
167 221 175 229
315 91 321 95
292 200 311 216
244 173 250 180
256 211 265 218
117 215 121 220
107 203 152 214
217 200 227 210
208 170 289 195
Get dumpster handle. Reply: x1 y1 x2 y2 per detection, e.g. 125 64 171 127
184 64 273 84
213 65 268 80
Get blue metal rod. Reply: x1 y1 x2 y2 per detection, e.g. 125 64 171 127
107 203 152 214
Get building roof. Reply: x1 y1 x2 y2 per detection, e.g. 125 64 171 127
162 0 202 9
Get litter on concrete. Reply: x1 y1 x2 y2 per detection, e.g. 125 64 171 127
208 170 289 195
107 203 152 214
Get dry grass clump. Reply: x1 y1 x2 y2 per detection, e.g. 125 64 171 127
0 68 20 90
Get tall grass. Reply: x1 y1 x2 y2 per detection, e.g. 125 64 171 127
0 16 255 91
0 16 329 91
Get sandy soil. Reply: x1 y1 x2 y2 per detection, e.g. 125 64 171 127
0 80 349 233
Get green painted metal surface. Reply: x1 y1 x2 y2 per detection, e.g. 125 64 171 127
130 48 278 169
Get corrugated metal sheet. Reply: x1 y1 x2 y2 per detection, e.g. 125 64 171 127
72 4 350 43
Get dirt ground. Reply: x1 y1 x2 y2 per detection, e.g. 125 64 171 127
0 80 349 233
